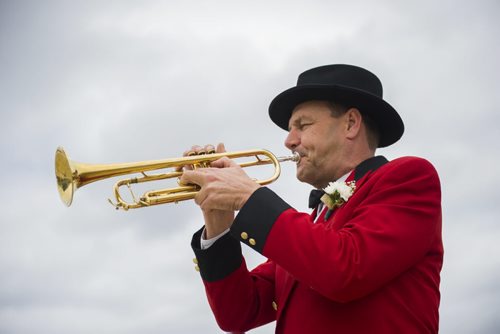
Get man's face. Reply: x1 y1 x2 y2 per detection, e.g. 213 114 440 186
285 100 348 188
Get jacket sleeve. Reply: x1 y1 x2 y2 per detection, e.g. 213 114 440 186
191 227 278 332
231 157 442 302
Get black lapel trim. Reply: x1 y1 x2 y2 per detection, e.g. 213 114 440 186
353 156 388 181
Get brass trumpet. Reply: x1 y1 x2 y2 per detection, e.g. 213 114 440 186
55 147 300 210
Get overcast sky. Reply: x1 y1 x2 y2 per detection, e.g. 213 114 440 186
1 0 499 333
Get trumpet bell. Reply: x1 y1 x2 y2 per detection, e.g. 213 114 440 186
55 147 75 206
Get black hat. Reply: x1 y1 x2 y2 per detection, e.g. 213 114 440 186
268 64 404 147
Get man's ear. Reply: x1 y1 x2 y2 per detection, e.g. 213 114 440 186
345 107 362 139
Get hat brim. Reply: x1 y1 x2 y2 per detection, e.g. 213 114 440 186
269 84 404 147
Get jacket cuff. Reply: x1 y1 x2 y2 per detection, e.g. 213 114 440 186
230 187 292 254
191 226 243 282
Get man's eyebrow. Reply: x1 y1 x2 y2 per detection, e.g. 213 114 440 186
288 116 302 131
288 115 313 130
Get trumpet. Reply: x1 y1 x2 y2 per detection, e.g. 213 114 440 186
55 147 300 210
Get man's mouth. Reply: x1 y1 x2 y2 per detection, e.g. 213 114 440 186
294 152 306 166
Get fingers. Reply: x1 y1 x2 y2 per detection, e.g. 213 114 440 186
186 166 259 211
186 145 215 156
175 144 220 171
178 142 225 183
186 144 217 155
209 143 233 168
174 146 199 172
183 143 225 158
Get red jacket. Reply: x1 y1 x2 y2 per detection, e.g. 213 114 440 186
192 156 443 333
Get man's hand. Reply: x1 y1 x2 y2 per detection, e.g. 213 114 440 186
180 143 259 239
182 156 260 211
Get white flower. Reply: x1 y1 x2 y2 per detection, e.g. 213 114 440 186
321 181 356 210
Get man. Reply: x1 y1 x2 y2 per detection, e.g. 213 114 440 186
181 64 443 333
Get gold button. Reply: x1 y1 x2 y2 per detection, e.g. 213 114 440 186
241 232 248 240
194 265 200 272
272 301 278 311
193 258 198 264
249 238 256 246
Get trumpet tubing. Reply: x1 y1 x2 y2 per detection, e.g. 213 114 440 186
55 147 299 210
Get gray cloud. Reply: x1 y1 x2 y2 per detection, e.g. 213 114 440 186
1 0 499 333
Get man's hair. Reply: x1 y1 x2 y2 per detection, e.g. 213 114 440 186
327 101 380 150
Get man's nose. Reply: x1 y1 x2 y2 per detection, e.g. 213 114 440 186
285 129 300 150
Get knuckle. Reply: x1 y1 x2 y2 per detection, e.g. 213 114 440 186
205 174 218 183
205 144 215 154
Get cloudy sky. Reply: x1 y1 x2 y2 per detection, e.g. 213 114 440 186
1 0 499 333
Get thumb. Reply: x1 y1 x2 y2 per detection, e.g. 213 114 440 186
180 170 205 187
210 156 237 168
216 142 227 153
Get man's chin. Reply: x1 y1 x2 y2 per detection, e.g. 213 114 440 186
296 166 322 187
296 169 311 184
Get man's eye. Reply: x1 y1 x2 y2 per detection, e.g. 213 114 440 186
299 123 312 129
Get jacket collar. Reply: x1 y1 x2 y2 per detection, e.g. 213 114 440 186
309 156 388 210
349 155 388 182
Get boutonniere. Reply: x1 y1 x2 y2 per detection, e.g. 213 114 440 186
320 181 356 220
